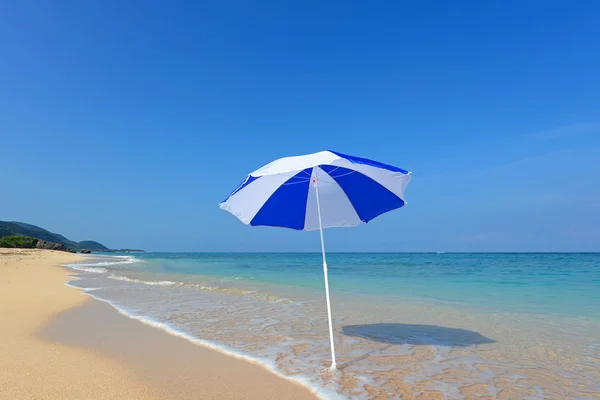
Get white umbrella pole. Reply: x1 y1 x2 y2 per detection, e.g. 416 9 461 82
314 168 337 370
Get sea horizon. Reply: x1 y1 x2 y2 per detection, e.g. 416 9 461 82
113 250 600 254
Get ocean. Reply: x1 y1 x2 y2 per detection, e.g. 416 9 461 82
66 252 600 399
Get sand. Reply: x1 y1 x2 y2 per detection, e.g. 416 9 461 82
0 249 317 400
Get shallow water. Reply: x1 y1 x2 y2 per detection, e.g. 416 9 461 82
65 253 600 399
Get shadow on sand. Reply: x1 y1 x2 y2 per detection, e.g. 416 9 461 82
342 323 495 347
337 323 495 369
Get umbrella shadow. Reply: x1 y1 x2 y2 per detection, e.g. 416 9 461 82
342 323 495 347
338 323 495 370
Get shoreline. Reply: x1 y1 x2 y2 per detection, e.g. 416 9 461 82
60 284 330 399
0 249 317 400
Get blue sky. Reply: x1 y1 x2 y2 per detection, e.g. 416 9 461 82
1 1 599 252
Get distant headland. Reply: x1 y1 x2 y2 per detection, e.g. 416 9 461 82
0 221 144 253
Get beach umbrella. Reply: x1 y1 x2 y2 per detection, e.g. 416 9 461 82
219 150 411 369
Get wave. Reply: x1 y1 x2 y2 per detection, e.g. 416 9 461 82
184 284 256 295
69 265 109 273
68 255 300 304
104 274 260 296
107 274 178 286
65 256 143 273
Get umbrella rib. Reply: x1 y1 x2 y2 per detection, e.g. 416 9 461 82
256 171 309 179
327 169 357 179
318 160 351 177
281 179 312 186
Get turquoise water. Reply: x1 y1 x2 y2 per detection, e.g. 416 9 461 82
109 252 600 317
67 253 600 399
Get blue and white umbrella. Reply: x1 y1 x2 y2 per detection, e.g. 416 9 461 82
220 150 411 369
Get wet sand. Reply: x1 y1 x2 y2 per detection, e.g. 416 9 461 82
0 249 316 400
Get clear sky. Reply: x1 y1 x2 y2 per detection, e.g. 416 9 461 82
1 1 599 252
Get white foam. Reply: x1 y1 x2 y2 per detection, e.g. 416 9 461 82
65 255 144 272
107 274 178 287
69 265 108 273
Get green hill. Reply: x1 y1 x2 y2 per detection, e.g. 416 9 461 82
77 240 107 249
0 221 108 250
0 235 39 248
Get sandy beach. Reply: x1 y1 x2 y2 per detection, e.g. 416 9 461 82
0 249 316 400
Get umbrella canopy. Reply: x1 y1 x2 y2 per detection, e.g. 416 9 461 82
220 150 411 230
219 150 411 369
